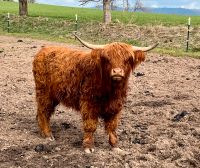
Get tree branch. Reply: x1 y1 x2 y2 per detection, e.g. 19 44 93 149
79 0 101 6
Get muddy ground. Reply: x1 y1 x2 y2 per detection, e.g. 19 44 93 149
0 36 200 168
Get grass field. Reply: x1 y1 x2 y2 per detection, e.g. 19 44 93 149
1 1 200 25
0 1 200 58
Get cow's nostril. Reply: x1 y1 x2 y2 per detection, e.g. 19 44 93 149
111 68 124 80
113 68 122 74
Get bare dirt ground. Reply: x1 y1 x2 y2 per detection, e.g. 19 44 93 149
0 35 200 168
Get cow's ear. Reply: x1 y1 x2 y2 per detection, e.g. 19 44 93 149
132 50 146 69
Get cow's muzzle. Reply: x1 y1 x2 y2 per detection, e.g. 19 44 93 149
111 68 124 81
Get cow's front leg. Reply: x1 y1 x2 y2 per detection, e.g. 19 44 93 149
104 113 120 148
81 102 98 153
104 112 123 152
82 117 98 153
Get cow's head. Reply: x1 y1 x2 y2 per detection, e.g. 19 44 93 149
73 33 158 82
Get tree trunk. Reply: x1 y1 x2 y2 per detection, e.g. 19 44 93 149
111 1 114 10
125 0 129 11
19 0 28 16
103 0 111 24
123 0 129 11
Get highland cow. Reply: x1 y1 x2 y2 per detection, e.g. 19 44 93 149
32 34 158 153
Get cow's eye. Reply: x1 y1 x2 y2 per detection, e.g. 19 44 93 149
125 57 134 65
101 56 110 64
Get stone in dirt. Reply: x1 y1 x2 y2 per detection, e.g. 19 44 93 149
0 48 4 53
17 39 23 42
35 144 51 153
172 111 189 122
134 72 145 77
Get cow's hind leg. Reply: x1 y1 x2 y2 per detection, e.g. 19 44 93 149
36 95 58 141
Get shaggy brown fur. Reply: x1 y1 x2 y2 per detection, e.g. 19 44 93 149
32 42 145 151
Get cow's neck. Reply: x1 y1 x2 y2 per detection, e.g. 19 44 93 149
101 77 128 100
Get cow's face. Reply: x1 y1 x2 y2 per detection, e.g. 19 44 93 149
100 43 143 82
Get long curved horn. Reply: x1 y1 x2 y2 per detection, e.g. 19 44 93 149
72 33 105 49
132 43 159 52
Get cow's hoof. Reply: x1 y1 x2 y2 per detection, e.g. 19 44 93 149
47 135 55 141
112 147 127 155
84 148 94 154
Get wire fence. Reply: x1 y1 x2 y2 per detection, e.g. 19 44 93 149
1 13 200 52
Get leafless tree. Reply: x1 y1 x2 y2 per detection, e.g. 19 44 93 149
110 0 116 10
28 0 36 3
123 0 129 11
133 0 146 12
19 0 28 16
79 0 112 24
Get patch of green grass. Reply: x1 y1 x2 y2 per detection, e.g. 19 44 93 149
155 48 200 59
1 15 79 43
112 11 200 26
1 1 200 26
0 2 102 22
122 38 141 46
